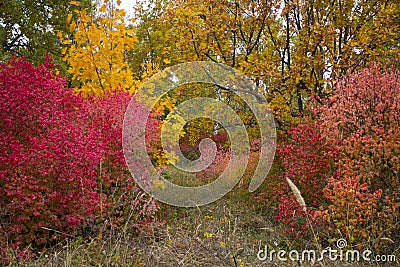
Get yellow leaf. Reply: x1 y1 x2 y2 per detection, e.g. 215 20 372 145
61 0 137 97
163 58 171 64
153 179 166 190
56 31 63 40
99 4 106 13
66 13 73 23
69 1 80 6
164 150 178 164
69 21 76 32
204 232 213 238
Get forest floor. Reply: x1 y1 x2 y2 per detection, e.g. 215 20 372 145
14 182 387 267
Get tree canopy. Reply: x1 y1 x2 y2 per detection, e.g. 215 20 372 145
0 0 93 68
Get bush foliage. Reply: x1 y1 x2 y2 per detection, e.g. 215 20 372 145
269 64 399 251
0 57 161 262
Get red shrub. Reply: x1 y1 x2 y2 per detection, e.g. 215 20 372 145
84 91 162 230
267 64 399 250
273 119 336 239
318 64 399 248
0 57 163 263
193 134 261 186
0 56 103 250
195 146 231 182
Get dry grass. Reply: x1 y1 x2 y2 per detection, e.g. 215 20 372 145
5 184 399 266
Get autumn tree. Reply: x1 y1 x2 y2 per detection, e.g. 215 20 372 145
126 0 174 81
0 0 92 67
139 0 399 129
61 0 138 96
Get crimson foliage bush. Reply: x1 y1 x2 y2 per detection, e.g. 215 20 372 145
0 57 162 262
319 64 399 249
85 91 161 230
273 119 336 238
0 56 103 251
268 63 399 250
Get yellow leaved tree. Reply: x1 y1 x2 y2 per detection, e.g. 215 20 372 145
151 0 399 130
60 0 138 96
